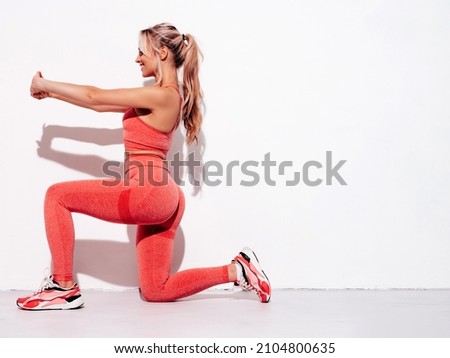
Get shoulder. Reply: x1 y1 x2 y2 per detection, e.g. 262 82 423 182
142 85 179 105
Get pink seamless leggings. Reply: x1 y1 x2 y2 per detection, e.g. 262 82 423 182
44 157 230 302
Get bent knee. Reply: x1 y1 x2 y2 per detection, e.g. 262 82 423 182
140 286 174 303
45 182 66 202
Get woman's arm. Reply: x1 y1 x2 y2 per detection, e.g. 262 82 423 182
49 92 129 113
30 72 173 112
31 72 128 113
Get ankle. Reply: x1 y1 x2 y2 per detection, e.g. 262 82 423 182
54 280 74 288
227 263 237 282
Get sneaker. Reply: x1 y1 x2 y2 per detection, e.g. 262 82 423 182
16 275 84 311
233 247 271 303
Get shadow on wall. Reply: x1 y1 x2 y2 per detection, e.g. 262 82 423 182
36 121 205 287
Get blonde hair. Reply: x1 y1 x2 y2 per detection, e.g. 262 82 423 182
139 23 203 145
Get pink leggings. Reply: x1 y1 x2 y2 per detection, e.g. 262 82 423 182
44 156 230 301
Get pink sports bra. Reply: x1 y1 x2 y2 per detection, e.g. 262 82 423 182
122 84 182 157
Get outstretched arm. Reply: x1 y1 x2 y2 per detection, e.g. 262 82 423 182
31 72 128 113
30 71 173 113
49 92 129 113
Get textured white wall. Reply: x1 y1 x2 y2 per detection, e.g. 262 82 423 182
1 0 449 290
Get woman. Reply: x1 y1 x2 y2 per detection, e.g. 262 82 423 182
17 23 271 310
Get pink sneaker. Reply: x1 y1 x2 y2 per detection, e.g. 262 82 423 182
233 247 271 303
16 275 84 311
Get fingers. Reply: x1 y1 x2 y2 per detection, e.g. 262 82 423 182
30 71 46 99
31 71 43 90
31 91 49 100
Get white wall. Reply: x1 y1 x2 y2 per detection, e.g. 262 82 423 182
1 0 449 290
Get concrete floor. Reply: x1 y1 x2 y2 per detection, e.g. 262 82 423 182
1 289 450 338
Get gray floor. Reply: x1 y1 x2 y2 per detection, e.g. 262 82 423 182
1 289 450 338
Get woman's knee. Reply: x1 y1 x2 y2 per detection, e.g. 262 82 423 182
139 285 173 303
45 182 65 202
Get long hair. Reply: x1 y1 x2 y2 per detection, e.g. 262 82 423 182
139 23 203 145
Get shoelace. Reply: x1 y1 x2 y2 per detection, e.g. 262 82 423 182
33 275 57 295
239 281 255 292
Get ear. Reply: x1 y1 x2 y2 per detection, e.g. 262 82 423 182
159 46 169 61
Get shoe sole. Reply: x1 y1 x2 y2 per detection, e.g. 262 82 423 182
16 296 85 311
238 249 271 303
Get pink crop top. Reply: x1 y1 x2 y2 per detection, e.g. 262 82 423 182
122 84 182 156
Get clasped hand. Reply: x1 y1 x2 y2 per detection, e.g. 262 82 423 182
30 71 49 100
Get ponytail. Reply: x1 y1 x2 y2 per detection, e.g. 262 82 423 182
140 23 203 145
181 34 203 144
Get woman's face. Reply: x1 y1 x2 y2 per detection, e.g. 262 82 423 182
135 48 156 78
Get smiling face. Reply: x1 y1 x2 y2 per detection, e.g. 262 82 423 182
136 32 160 78
135 48 157 78
137 27 180 84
